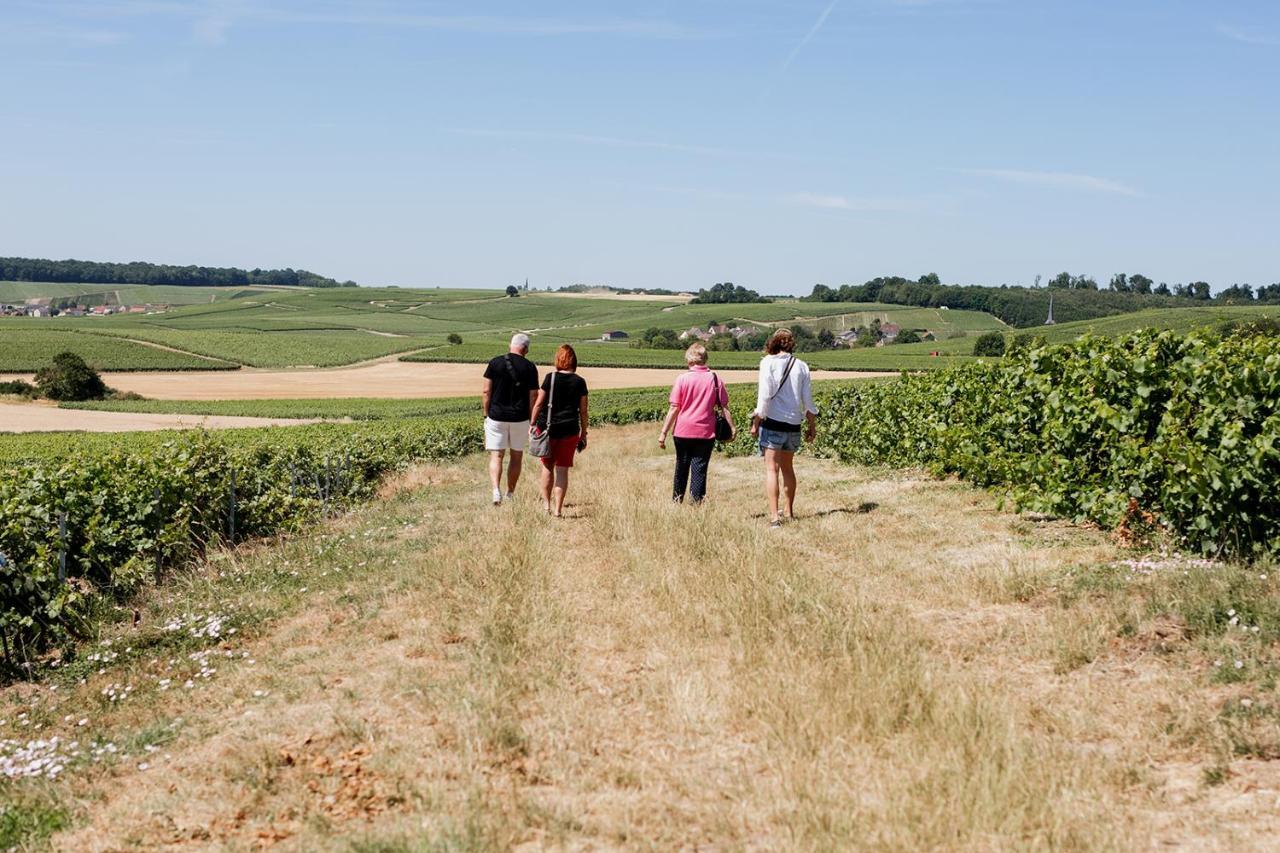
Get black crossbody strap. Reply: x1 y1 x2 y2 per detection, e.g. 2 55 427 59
503 354 520 386
769 355 796 401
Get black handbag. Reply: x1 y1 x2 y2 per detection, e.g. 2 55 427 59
712 372 733 442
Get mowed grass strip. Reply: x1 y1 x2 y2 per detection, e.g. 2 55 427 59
5 423 1278 848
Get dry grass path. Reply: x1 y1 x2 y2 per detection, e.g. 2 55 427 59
6 424 1278 849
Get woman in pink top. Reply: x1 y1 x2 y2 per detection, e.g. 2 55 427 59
657 343 735 503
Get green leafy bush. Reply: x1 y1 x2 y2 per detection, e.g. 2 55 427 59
0 387 679 671
0 380 38 398
818 330 1280 559
972 331 1006 357
33 352 107 401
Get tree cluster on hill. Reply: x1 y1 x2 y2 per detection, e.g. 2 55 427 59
633 328 685 349
1215 283 1280 304
808 272 1280 326
0 257 355 288
972 331 1007 357
689 282 771 304
803 274 1206 328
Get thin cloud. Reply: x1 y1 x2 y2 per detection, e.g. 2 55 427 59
780 0 840 73
961 168 1141 197
38 1 708 41
0 24 130 45
447 128 804 161
649 185 754 202
1216 23 1280 46
784 192 945 213
759 0 839 100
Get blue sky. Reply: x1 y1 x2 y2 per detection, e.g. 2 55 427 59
2 1 1277 293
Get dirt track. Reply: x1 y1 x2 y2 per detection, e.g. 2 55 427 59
0 362 890 401
0 402 321 433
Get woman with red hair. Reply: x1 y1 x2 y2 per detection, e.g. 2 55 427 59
528 344 589 517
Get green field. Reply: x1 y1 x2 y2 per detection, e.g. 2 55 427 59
0 287 1003 371
871 304 1280 358
3 283 1275 373
85 327 441 368
0 281 287 305
0 326 235 372
1036 305 1280 343
402 341 975 371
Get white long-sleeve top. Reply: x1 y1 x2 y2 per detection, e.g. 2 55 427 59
753 353 817 425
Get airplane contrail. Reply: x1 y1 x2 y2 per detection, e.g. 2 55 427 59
779 0 840 73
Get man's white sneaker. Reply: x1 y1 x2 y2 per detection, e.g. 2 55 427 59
492 488 503 506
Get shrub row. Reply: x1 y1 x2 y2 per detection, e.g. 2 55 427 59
0 389 674 672
817 331 1280 558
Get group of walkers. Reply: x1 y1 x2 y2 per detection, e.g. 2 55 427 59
481 329 817 526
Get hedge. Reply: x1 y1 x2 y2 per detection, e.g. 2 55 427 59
818 330 1280 558
0 389 675 673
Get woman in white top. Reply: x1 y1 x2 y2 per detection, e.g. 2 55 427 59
749 329 817 528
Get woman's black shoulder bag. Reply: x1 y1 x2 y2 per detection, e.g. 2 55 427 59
711 372 733 442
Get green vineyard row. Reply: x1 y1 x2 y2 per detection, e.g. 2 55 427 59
816 330 1280 558
0 389 673 670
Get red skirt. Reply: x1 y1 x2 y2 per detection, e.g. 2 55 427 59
541 435 579 468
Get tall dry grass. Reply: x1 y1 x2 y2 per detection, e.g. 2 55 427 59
5 424 1276 850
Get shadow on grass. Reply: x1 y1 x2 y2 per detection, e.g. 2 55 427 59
748 502 879 521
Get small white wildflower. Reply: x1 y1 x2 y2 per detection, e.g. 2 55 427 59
1235 660 1245 670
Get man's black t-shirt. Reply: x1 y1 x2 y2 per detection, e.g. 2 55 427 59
538 371 588 439
483 353 539 422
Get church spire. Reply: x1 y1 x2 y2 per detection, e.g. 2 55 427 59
1045 293 1056 325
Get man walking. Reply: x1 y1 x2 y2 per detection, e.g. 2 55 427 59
482 333 539 505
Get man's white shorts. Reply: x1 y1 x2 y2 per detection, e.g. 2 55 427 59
484 417 530 452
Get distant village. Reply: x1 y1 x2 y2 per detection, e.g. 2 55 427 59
605 320 935 349
0 297 170 318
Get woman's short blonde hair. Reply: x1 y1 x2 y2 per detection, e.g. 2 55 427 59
766 329 795 355
684 343 708 365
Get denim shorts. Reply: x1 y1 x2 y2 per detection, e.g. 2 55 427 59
758 426 802 453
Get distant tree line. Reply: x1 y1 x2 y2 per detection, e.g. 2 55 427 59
689 282 771 304
0 257 356 288
802 273 1279 328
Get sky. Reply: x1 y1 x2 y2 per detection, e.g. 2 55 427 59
2 0 1277 294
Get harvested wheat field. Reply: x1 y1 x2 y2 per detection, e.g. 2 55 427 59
8 422 1279 850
